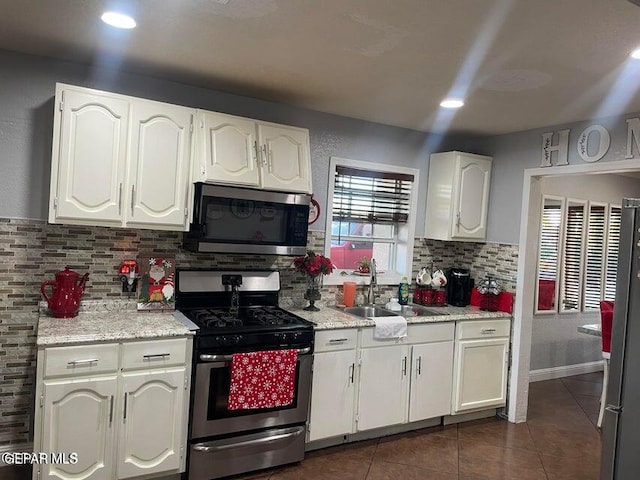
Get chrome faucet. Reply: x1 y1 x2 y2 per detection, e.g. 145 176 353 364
366 258 377 305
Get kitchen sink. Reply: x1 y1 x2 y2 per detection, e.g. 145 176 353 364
338 304 449 318
399 304 449 317
342 306 397 318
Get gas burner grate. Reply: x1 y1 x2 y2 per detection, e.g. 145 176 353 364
191 309 244 328
245 307 294 326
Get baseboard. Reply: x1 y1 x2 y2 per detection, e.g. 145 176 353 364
529 360 604 383
0 442 33 467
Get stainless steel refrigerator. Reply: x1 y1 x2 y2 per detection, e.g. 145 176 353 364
601 198 640 479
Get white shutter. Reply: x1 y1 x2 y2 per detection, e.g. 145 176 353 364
561 203 585 311
604 206 622 301
583 204 606 309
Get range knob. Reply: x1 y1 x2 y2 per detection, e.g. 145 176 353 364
233 335 243 345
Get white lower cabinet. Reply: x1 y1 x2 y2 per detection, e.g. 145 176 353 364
308 322 458 442
452 319 510 414
408 340 454 422
41 376 117 480
308 329 357 442
118 368 186 479
357 345 410 431
33 338 192 480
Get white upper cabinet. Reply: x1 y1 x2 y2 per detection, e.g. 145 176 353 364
126 101 193 230
258 123 311 193
198 111 260 187
194 111 312 194
425 151 492 241
49 83 195 231
52 89 129 225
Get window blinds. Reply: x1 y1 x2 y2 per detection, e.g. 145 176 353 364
562 205 585 310
332 166 414 224
584 205 606 309
539 204 562 281
604 206 622 301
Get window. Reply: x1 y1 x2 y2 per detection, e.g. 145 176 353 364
535 195 621 314
324 157 419 284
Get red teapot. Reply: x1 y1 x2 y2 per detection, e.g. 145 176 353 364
41 267 90 318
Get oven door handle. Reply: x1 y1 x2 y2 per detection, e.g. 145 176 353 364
192 426 304 452
199 346 311 362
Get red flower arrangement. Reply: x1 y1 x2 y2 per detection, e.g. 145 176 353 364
293 251 334 278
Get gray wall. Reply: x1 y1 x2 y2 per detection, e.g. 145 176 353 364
0 49 484 235
482 115 640 245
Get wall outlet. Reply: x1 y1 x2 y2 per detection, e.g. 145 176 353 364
121 278 138 293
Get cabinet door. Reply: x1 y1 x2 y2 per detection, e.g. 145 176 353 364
258 123 311 193
40 376 117 480
409 341 454 422
308 350 357 441
452 154 491 239
117 368 185 479
126 102 194 230
54 89 128 224
452 338 509 413
199 111 260 186
357 345 410 431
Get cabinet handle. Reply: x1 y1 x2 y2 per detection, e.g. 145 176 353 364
143 353 170 360
481 328 497 334
67 358 98 366
109 395 114 424
262 144 268 166
328 338 348 343
348 363 355 383
123 392 128 420
130 185 135 215
456 211 461 227
253 141 259 165
118 183 123 215
417 356 422 375
402 356 407 376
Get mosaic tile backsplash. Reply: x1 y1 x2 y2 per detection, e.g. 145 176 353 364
0 218 518 447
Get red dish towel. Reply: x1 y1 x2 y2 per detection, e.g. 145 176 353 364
228 349 298 410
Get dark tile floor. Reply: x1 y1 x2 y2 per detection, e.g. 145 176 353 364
1 373 603 480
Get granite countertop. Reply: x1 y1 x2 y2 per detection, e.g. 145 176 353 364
37 300 195 347
289 304 512 330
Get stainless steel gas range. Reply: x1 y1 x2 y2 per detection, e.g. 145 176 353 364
175 269 314 480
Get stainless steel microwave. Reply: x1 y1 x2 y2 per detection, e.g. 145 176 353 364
185 183 311 255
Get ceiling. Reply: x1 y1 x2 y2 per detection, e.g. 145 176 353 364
1 0 640 135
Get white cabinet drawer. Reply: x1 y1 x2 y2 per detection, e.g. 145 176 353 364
44 343 119 378
314 329 358 352
121 338 188 370
407 323 455 344
456 319 511 340
360 328 407 348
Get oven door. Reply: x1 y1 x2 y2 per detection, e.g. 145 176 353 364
191 347 312 439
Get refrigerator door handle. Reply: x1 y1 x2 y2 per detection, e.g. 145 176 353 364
605 404 623 414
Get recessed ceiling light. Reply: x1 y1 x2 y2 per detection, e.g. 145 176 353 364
101 11 137 29
631 48 640 60
440 98 465 109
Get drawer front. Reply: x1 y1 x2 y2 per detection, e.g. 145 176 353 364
407 322 455 344
457 319 511 340
44 343 119 378
121 338 188 370
314 329 358 352
360 327 408 348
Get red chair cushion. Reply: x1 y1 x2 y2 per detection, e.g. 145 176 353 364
600 300 614 354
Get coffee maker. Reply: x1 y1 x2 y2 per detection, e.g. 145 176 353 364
446 268 473 306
